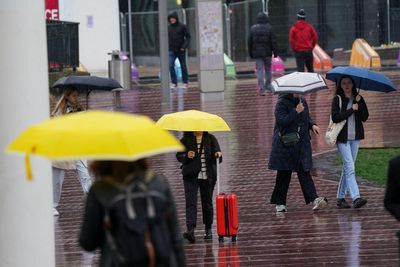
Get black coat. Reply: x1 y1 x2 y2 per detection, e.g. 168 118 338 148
168 12 191 53
268 94 315 171
79 174 186 267
331 94 369 143
384 156 400 220
247 12 278 59
176 132 222 181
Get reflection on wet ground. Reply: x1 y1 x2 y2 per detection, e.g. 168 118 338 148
56 75 400 266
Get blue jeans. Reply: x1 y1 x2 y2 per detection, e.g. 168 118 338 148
169 51 188 85
76 160 92 193
255 57 272 93
337 140 361 200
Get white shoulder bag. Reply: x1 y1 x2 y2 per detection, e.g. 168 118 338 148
325 95 346 145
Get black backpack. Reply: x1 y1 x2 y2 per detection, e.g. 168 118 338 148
95 172 173 266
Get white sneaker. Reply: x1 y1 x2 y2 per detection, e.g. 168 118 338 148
275 205 287 212
312 197 328 210
170 83 177 89
53 208 59 216
182 83 188 89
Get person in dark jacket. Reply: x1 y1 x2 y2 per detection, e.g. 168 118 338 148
269 93 328 212
79 160 186 267
248 12 278 96
289 9 318 72
168 11 191 88
331 76 369 209
384 156 400 220
176 131 222 243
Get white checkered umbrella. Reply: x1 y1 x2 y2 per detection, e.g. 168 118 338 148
271 72 328 95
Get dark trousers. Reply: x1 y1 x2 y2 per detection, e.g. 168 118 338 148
169 50 188 84
270 168 318 205
183 178 215 230
295 50 314 72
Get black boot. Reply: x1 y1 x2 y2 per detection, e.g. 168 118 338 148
204 228 212 240
183 229 195 243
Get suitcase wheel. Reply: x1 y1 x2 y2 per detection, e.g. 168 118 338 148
232 235 237 242
218 236 224 243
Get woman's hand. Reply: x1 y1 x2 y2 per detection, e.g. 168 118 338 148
215 152 222 158
312 125 320 135
187 151 195 159
296 103 304 113
352 103 359 111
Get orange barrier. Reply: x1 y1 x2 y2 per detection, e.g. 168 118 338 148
350 38 381 69
313 44 332 72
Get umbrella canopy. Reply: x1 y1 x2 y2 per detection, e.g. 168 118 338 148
6 111 184 179
271 72 328 95
51 75 122 91
156 110 231 132
325 66 396 93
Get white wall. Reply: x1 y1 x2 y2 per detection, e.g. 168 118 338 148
0 1 54 266
59 0 120 72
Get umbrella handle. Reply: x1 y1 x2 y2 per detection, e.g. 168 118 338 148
216 158 220 195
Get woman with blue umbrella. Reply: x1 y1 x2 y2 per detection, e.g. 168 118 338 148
330 75 369 209
326 66 396 209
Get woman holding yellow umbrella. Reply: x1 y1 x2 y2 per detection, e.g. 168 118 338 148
157 110 230 243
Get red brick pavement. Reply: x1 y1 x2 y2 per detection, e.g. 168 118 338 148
55 73 400 266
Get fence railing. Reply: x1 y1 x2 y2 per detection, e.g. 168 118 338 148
122 0 398 63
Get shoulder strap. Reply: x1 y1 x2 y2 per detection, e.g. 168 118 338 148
337 95 343 109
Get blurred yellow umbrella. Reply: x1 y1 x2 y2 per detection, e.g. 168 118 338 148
5 110 184 180
156 110 231 132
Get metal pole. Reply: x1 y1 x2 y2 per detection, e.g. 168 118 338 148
158 0 170 103
120 12 127 52
128 0 133 59
265 0 269 15
224 4 232 58
387 0 391 43
182 8 189 72
261 0 266 14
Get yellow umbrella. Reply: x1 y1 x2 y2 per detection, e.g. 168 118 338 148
156 110 231 132
5 110 184 180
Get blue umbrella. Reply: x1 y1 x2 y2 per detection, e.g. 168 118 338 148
326 66 396 93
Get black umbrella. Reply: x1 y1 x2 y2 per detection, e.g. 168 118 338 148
51 75 122 91
51 75 122 107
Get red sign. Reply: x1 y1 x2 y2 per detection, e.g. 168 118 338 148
45 0 59 20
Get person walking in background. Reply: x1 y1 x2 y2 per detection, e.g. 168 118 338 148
176 131 222 243
269 93 328 212
79 160 186 267
289 9 318 72
331 76 369 209
51 88 93 216
384 156 400 220
168 11 191 89
248 12 278 96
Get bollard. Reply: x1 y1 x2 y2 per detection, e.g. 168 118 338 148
112 88 123 110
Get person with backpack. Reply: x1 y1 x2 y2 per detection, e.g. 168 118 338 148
176 131 222 243
79 159 186 267
248 12 278 96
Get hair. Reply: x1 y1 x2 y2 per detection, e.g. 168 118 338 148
51 87 83 117
334 75 358 97
90 159 149 183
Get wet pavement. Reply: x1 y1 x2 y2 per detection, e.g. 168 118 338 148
55 74 400 266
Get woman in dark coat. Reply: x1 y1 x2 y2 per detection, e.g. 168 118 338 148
269 93 328 212
331 75 369 209
176 131 222 243
384 156 400 220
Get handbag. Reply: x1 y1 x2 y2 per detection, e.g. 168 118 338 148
181 158 202 177
325 95 346 145
280 132 300 147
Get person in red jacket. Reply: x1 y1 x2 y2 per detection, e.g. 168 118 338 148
289 9 318 72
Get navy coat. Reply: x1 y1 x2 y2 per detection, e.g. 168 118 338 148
268 94 316 172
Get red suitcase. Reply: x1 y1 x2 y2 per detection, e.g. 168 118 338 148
216 160 238 242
